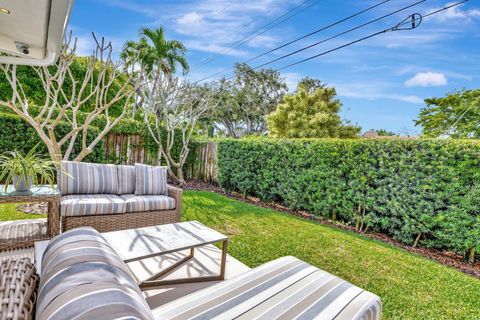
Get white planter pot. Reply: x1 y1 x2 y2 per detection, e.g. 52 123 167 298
13 175 33 192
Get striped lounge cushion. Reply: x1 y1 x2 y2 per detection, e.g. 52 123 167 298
0 218 47 241
117 165 136 195
58 161 118 195
152 256 382 320
120 194 176 212
60 194 127 217
135 163 167 195
36 228 154 320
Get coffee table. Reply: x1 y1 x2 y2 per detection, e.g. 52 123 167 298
35 221 229 288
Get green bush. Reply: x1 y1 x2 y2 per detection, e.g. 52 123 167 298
0 111 198 171
0 112 104 163
217 138 480 261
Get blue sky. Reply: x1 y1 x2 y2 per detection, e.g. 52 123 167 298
69 0 480 134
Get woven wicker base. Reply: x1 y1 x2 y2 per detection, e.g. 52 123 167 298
61 186 182 233
0 219 49 252
62 209 179 233
0 258 38 320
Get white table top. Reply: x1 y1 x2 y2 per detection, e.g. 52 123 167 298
35 221 228 271
103 221 228 262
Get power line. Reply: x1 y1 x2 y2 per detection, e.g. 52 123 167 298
236 0 427 76
266 0 468 75
194 0 394 83
207 0 466 82
194 0 323 67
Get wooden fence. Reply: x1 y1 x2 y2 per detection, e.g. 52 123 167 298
104 133 158 165
104 134 219 184
186 142 218 184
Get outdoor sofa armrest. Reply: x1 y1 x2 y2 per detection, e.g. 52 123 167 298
167 185 183 221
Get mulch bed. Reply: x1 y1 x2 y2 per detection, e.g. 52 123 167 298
16 203 48 215
183 179 480 279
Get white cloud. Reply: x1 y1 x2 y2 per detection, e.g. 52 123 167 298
283 72 303 92
332 81 424 105
428 3 480 22
397 95 424 104
177 12 204 26
404 72 448 87
247 35 278 48
101 0 296 57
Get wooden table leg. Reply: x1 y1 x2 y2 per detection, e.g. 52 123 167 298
139 241 229 290
220 240 228 280
47 199 60 237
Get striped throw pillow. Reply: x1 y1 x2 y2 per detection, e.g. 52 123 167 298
117 165 136 195
36 228 154 320
134 163 168 195
58 161 118 195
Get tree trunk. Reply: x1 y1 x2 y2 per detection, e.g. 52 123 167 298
468 247 476 263
413 232 422 248
176 166 186 186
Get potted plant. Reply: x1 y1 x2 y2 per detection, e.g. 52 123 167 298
0 145 56 192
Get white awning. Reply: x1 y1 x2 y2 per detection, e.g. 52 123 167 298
0 0 74 66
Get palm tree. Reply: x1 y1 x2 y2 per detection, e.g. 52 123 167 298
121 26 189 75
120 26 189 117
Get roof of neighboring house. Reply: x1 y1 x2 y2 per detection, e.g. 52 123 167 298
0 0 74 66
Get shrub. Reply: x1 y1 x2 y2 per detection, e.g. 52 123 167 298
217 138 480 261
0 112 104 163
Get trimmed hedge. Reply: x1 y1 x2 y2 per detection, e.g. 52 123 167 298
0 111 198 170
0 112 104 163
218 138 480 261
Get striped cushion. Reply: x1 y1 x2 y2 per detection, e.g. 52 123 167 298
117 165 136 195
60 195 127 217
58 161 118 195
36 228 154 320
0 218 47 241
134 163 167 195
120 194 175 212
152 256 382 320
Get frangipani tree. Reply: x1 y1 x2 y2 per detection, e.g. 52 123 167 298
141 72 217 185
0 33 142 162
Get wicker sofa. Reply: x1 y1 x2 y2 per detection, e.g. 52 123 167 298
57 161 182 233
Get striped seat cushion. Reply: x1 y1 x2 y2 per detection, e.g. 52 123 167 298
120 194 175 212
0 218 47 241
58 161 118 195
60 194 127 217
152 256 381 320
36 228 154 320
135 163 167 195
117 165 136 195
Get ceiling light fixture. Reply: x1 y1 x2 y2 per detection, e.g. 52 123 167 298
0 8 11 14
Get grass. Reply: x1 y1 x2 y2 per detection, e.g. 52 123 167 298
0 203 47 221
0 191 478 318
183 191 480 320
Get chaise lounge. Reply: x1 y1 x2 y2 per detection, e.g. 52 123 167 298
57 161 182 233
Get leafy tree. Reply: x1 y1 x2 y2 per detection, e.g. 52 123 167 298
212 63 287 137
121 26 188 75
415 89 480 138
267 82 360 138
377 129 396 136
297 76 325 94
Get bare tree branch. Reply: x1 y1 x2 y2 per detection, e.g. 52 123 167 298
0 32 144 162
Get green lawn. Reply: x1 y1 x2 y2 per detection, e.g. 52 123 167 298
0 203 47 221
0 191 478 319
183 191 480 320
